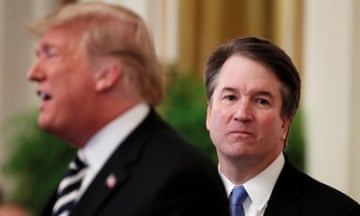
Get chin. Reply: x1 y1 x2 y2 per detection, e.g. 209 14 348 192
229 145 254 156
38 118 48 130
38 116 56 133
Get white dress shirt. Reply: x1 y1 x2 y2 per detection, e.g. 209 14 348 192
77 103 150 197
220 153 285 216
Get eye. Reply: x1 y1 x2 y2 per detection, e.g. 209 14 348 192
224 94 237 101
256 98 270 106
44 46 58 58
37 44 59 59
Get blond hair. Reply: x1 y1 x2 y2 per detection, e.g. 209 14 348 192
30 2 164 105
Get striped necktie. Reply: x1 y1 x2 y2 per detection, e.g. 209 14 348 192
52 151 87 216
231 185 247 216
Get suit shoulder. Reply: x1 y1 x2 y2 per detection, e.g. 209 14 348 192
278 161 360 215
137 111 216 169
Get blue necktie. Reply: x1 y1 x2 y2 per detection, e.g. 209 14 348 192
231 185 247 216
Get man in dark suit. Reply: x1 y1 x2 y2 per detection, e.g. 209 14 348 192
27 2 229 216
204 36 360 215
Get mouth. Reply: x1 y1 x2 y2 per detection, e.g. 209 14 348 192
228 130 253 136
37 91 52 101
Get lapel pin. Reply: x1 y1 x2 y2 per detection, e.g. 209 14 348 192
106 173 117 189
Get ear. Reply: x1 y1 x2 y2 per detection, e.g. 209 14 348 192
94 64 122 92
205 104 212 130
280 116 291 141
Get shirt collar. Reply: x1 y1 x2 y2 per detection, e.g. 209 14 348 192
220 153 285 210
82 103 150 170
78 103 149 194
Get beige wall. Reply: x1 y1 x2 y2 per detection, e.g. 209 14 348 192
0 0 32 166
0 0 61 124
0 0 60 191
304 0 360 201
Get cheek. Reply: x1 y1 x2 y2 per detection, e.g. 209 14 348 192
206 106 229 131
206 108 223 147
206 106 215 131
59 70 95 96
259 113 285 137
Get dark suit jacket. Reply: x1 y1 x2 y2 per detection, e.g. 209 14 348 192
41 110 230 216
265 157 360 216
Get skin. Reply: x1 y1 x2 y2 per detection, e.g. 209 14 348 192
27 21 141 147
206 55 291 185
0 203 29 216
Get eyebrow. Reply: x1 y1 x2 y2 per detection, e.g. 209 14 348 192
221 87 237 93
35 43 52 53
220 87 274 98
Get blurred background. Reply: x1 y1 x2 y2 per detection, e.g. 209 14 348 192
0 0 358 215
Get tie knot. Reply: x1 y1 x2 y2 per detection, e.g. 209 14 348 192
231 185 247 205
70 151 88 171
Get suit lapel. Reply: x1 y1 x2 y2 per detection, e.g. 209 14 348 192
264 157 303 216
70 110 161 216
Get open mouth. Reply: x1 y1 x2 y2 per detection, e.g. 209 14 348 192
38 91 52 101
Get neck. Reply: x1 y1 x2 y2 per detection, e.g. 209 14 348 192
63 99 144 148
219 152 281 185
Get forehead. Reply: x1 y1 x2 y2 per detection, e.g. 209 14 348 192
216 55 282 94
37 22 85 51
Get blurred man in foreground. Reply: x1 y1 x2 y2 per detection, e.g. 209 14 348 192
27 2 229 216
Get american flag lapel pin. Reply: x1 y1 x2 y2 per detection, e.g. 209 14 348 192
106 173 117 189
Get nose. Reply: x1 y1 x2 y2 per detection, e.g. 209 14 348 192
233 99 253 122
27 60 45 82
